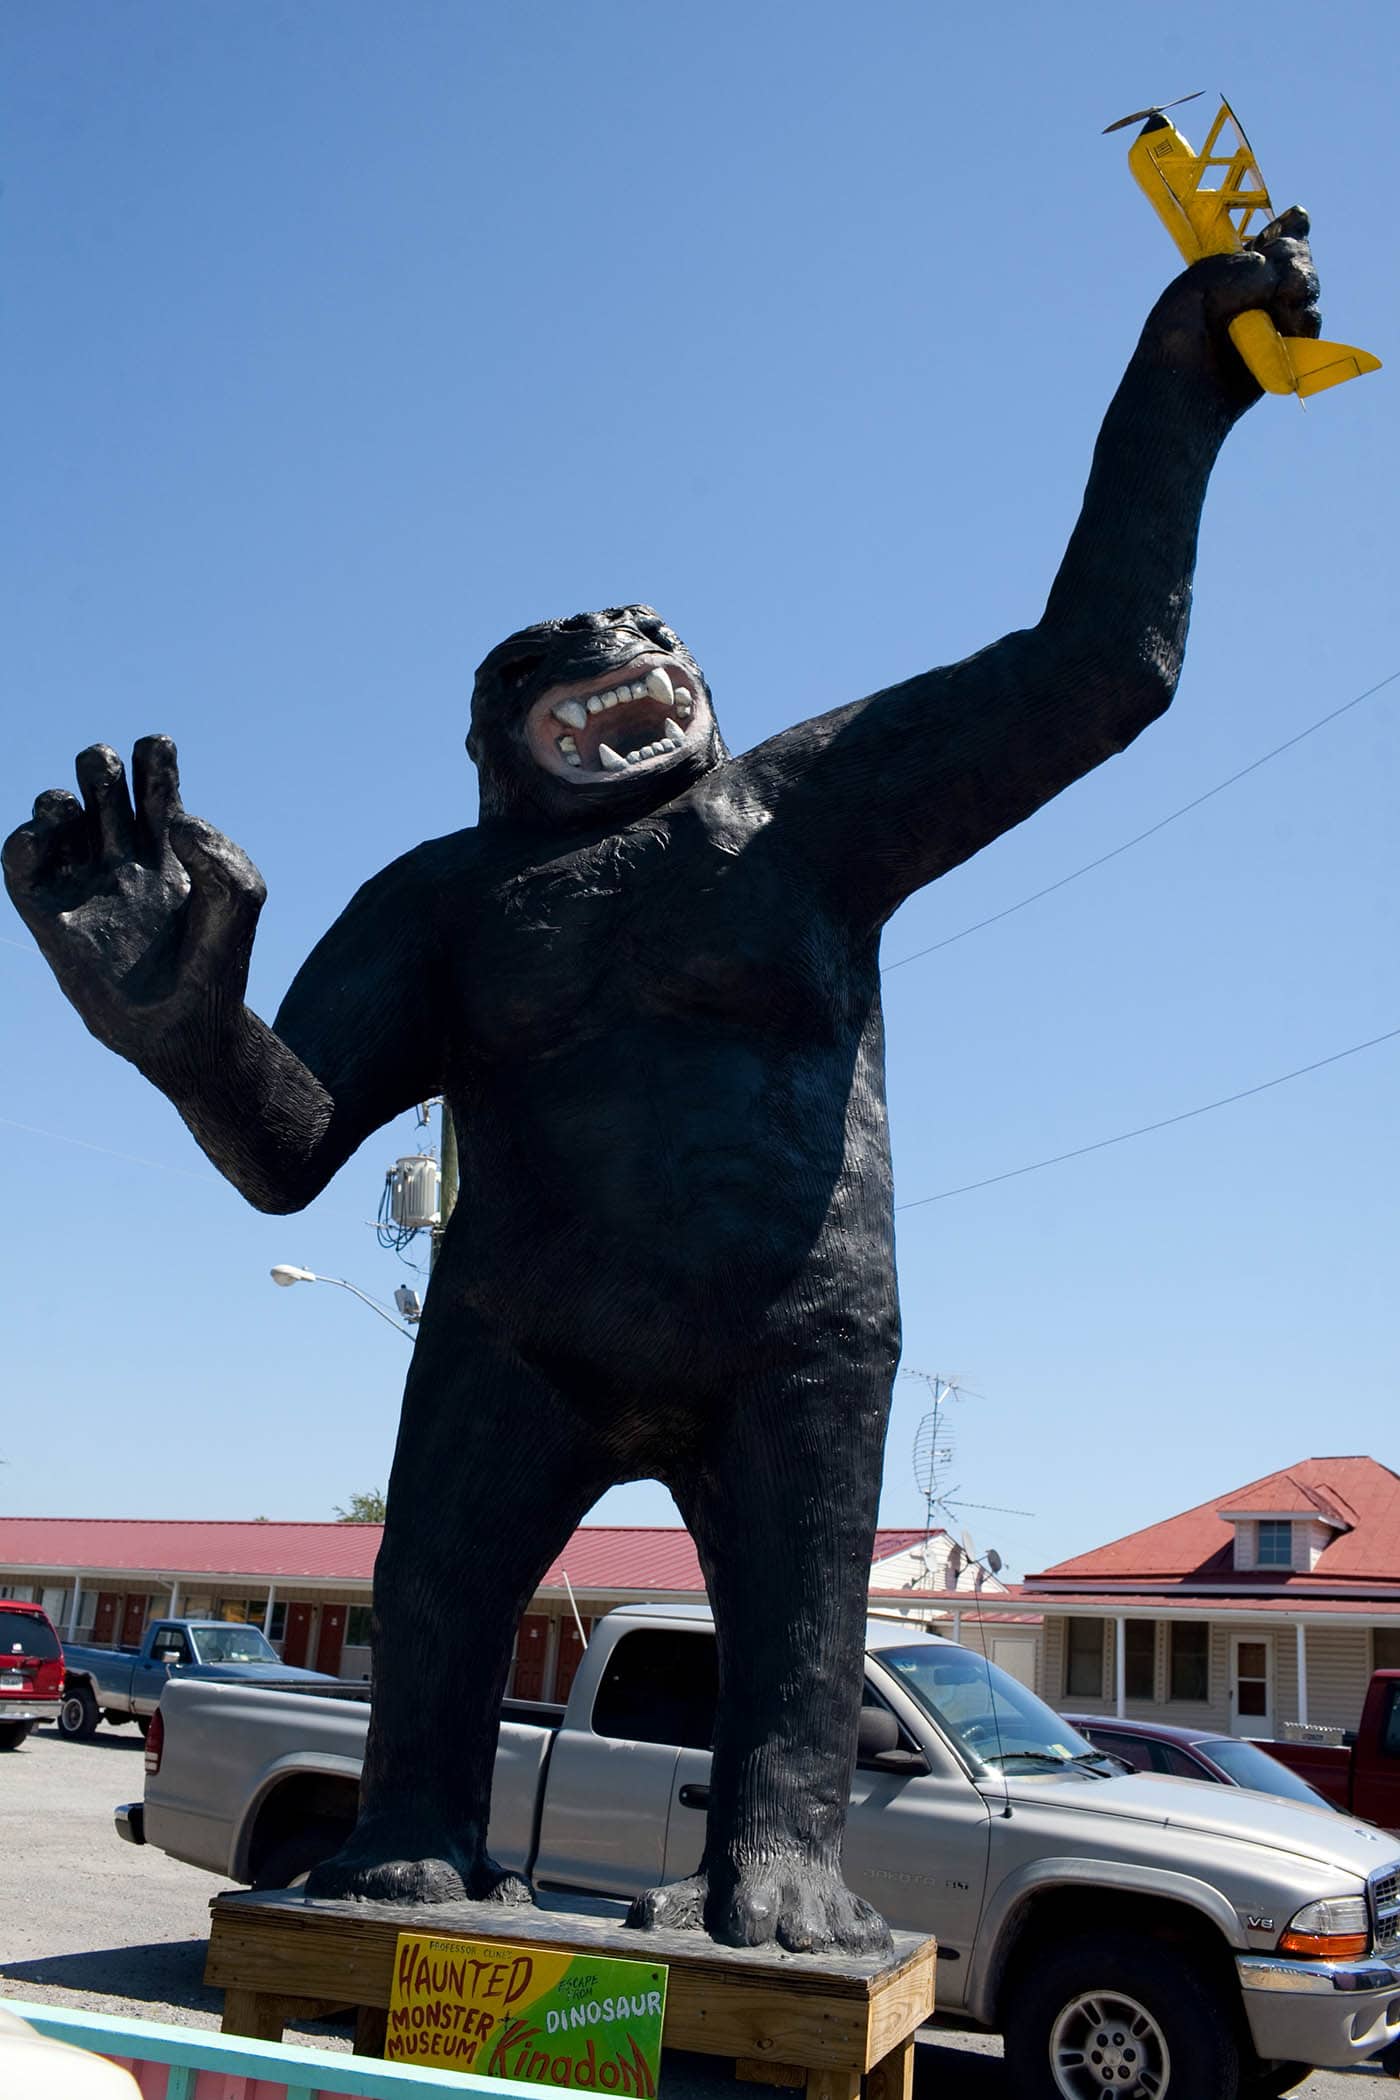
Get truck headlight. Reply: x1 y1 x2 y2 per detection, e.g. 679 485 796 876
1278 1896 1370 1960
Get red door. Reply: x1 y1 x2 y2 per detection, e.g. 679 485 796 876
92 1593 119 1646
316 1604 346 1678
120 1594 148 1647
282 1603 314 1668
555 1618 592 1703
511 1614 550 1702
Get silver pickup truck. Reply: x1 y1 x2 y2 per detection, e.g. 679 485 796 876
123 1604 1400 2097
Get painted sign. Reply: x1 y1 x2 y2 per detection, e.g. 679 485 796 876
386 1934 668 2093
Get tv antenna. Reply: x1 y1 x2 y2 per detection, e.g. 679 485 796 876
901 1367 1034 1584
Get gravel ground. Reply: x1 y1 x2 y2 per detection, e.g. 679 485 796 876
0 1725 1393 2096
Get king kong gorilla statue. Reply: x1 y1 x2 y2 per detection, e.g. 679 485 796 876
6 221 1322 1952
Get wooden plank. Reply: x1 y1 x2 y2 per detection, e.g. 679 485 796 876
357 2003 390 2058
863 1941 936 2069
207 1891 936 2072
804 2072 862 2100
736 2058 808 2086
865 2034 916 2100
219 1986 288 2041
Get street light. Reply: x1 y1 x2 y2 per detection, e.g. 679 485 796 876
269 1265 415 1341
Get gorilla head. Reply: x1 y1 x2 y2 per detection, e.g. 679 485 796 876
469 606 725 828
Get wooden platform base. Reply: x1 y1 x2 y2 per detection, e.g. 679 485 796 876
206 1890 935 2100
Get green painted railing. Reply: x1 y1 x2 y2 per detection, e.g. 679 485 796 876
1 1998 544 2100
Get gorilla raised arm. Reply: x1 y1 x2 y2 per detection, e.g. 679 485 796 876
4 225 1320 1952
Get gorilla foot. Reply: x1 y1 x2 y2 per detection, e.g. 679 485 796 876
304 1820 534 1908
628 1860 892 1956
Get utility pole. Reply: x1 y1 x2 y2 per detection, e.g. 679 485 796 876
430 1100 458 1275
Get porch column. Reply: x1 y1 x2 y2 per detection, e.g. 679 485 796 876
66 1575 82 1640
951 1609 962 1645
167 1581 180 1618
1115 1616 1127 1717
1295 1621 1309 1728
263 1585 277 1638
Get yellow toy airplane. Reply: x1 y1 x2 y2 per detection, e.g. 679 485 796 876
1106 93 1381 399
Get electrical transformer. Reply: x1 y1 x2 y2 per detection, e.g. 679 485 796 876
388 1154 441 1232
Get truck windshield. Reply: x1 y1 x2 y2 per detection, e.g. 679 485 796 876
878 1644 1100 1771
189 1624 279 1665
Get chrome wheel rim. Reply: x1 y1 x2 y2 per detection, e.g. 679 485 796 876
1048 1989 1170 2097
60 1695 87 1733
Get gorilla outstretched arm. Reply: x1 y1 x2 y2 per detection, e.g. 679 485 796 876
2 735 443 1213
735 228 1321 927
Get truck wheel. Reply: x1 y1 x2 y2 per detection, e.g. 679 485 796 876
1244 2067 1309 2098
1002 1931 1241 2099
0 1722 33 1750
252 1822 349 1891
58 1684 101 1741
134 1716 150 1740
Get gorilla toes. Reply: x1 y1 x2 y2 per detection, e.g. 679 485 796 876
304 1820 535 1908
627 1862 892 1956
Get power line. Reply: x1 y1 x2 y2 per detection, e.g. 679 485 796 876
896 1025 1400 1210
0 1115 221 1184
883 668 1399 975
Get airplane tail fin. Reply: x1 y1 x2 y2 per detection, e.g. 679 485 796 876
1228 310 1381 398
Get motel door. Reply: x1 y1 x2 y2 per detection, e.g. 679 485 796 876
281 1602 315 1668
120 1594 148 1646
555 1618 592 1703
1230 1635 1273 1739
92 1593 119 1646
511 1615 550 1703
316 1605 346 1678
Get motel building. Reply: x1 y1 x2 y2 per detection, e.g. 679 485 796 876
900 1456 1400 1743
0 1518 1023 1702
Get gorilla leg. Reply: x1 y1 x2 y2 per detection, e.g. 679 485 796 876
307 1315 610 1904
630 1354 895 1954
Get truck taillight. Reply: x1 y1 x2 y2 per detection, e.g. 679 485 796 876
144 1708 164 1775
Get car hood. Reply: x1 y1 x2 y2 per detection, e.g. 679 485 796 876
182 1662 342 1685
1003 1766 1396 1876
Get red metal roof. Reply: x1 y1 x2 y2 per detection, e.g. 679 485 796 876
1031 1458 1400 1589
0 1517 936 1593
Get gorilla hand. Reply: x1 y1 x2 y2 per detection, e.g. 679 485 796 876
1143 204 1322 413
3 737 266 1069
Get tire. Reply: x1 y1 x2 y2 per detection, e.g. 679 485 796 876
252 1822 349 1892
1002 1930 1242 2100
134 1716 150 1740
0 1721 33 1750
57 1683 101 1741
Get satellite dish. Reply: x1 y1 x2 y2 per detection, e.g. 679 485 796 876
945 1543 964 1586
986 1548 1003 1575
960 1527 978 1564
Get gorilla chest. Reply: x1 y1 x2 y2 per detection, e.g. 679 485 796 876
458 827 857 1060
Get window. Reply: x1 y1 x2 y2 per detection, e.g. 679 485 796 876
267 1602 287 1642
150 1628 191 1665
1 1610 62 1661
1382 1686 1400 1762
346 1607 373 1648
1169 1623 1209 1702
592 1630 718 1750
1125 1622 1156 1701
1065 1618 1105 1699
1374 1629 1400 1673
1257 1521 1293 1567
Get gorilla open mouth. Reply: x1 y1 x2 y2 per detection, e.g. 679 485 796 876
525 658 704 783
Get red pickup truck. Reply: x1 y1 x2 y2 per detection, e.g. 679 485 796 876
1262 1669 1400 1833
0 1598 64 1748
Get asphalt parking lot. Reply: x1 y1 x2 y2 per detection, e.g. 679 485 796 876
0 1724 1394 2096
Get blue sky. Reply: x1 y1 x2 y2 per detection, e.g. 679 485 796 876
3 1 1395 1576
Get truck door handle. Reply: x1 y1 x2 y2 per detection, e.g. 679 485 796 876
678 1784 710 1810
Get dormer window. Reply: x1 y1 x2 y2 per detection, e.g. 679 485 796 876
1257 1520 1293 1567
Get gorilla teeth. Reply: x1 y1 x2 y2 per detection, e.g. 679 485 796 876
598 742 628 772
663 719 683 745
554 700 589 730
645 667 675 709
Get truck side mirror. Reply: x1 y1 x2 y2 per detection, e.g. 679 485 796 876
857 1707 900 1760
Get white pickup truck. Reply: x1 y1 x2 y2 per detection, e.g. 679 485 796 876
122 1605 1400 2098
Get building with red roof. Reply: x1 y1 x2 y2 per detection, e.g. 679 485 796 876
0 1517 995 1699
889 1457 1400 1741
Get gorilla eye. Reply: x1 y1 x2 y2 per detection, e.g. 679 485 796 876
504 653 544 690
639 618 679 652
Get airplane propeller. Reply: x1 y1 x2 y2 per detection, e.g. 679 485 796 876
1103 90 1204 135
